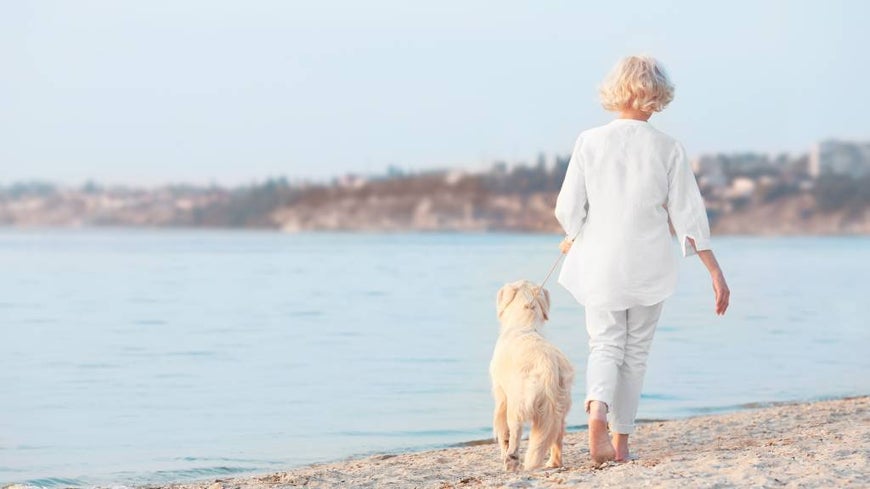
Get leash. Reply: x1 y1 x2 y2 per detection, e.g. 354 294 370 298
526 228 582 308
537 251 567 292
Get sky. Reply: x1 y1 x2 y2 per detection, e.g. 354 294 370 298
1 1 868 186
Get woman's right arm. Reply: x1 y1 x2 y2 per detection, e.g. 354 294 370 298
555 133 588 253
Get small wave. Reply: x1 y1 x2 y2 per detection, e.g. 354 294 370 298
641 392 681 401
173 456 284 465
145 465 259 479
452 438 495 447
687 398 811 415
20 476 88 488
336 428 480 438
15 444 52 450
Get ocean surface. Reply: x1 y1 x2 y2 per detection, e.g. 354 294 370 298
1 230 867 487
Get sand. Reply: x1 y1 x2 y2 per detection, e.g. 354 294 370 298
118 396 869 489
2 397 865 488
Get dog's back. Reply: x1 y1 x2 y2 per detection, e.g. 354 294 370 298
490 331 574 470
491 333 574 419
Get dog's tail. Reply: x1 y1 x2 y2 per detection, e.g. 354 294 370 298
524 354 575 470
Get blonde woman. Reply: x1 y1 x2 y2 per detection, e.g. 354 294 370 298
554 55 730 463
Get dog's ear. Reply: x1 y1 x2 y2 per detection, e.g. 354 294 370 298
497 284 518 319
536 287 551 321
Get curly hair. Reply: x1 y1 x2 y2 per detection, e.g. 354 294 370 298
599 55 675 113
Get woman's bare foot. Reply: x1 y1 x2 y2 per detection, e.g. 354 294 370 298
589 419 616 463
612 433 630 462
587 401 615 463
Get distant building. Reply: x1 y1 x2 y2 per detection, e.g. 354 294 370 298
724 177 756 199
809 139 870 178
335 174 368 189
444 169 466 185
692 152 775 182
692 155 727 188
725 153 773 175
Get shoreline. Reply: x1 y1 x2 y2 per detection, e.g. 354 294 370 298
2 396 866 488
128 396 865 489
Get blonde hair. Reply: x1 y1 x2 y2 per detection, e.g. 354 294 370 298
598 55 675 113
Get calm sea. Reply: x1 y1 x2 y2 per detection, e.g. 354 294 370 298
1 230 867 487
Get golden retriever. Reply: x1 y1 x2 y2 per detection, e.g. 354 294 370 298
489 280 574 471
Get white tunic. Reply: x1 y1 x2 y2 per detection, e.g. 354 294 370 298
554 118 712 310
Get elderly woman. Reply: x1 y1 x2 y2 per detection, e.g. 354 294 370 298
554 55 730 463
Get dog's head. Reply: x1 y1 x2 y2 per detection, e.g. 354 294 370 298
496 279 551 323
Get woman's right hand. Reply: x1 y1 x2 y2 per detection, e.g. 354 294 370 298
559 237 573 254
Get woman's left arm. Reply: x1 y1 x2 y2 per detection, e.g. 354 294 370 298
665 141 712 257
668 142 729 315
688 239 730 316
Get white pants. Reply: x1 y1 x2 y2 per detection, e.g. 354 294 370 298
584 300 665 434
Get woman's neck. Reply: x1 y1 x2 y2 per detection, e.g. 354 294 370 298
617 109 652 121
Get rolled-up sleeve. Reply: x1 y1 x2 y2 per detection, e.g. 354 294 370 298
554 134 588 239
666 141 712 257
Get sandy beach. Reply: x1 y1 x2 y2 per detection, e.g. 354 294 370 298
110 396 866 489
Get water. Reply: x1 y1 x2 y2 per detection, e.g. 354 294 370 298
1 230 867 487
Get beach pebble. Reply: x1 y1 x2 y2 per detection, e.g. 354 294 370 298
501 481 533 488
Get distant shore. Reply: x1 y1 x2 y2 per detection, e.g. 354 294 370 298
3 170 869 235
111 396 867 489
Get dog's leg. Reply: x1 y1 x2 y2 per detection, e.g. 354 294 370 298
504 408 522 472
524 421 548 471
493 392 509 457
546 418 566 468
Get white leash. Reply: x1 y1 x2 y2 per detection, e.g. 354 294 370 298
537 251 567 293
527 229 582 308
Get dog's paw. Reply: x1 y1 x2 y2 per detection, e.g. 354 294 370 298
503 453 520 472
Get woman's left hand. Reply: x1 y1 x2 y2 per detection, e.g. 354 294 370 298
559 237 573 254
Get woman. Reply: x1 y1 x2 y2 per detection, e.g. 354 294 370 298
554 55 730 463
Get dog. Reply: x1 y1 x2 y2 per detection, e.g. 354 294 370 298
489 280 575 471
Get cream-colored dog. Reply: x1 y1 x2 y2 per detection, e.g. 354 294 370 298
489 280 575 471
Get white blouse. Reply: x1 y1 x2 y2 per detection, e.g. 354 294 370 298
554 118 712 310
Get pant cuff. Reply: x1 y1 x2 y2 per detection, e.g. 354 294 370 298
584 397 611 414
608 421 635 434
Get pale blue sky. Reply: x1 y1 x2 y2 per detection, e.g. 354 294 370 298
2 1 868 185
